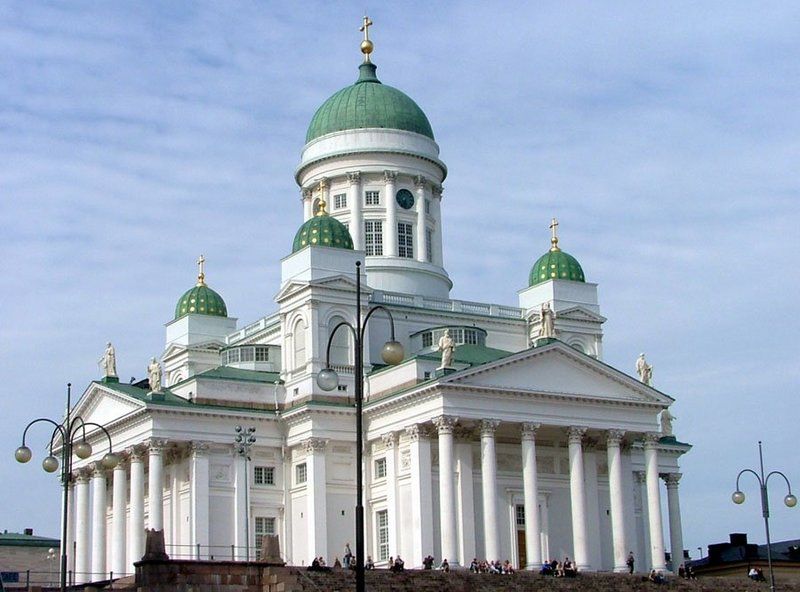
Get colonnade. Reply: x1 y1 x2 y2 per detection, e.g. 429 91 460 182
378 417 683 572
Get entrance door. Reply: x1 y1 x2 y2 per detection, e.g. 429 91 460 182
517 530 526 570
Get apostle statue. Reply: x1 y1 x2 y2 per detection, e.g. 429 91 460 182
539 303 556 339
660 408 676 436
99 342 117 378
437 329 455 370
636 353 653 385
147 357 163 393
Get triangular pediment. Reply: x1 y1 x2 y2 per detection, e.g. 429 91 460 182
276 274 369 302
557 306 607 323
72 382 146 427
443 341 671 405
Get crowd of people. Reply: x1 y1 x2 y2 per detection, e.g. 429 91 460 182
468 558 516 574
539 557 579 577
748 567 766 582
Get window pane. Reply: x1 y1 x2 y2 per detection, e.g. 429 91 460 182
398 223 413 258
334 193 347 209
376 510 389 561
425 229 433 262
365 191 380 205
365 220 383 256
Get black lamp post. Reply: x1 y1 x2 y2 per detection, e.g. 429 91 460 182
317 261 404 592
14 383 119 592
731 441 796 592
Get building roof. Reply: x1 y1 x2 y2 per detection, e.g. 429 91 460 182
417 343 514 366
0 531 59 548
292 210 354 253
193 366 281 384
529 248 585 286
306 62 434 143
175 284 228 320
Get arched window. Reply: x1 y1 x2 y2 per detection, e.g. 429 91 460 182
329 315 351 366
293 319 306 370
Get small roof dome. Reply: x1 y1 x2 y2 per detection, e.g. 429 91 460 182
175 256 228 319
305 39 434 143
292 199 354 253
529 219 586 286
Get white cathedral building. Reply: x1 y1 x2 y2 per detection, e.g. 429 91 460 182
60 23 689 582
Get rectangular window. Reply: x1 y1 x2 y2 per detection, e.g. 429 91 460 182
365 190 380 205
334 193 347 209
255 516 276 554
376 510 389 561
425 229 433 262
255 346 269 362
515 505 525 526
374 457 387 479
365 220 383 256
464 329 478 345
295 462 307 485
421 332 433 348
425 198 431 214
398 223 413 258
254 466 275 486
241 347 254 362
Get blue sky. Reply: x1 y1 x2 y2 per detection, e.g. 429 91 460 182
1 1 799 557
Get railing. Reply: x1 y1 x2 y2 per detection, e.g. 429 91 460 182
1 570 134 590
227 314 280 344
371 291 525 320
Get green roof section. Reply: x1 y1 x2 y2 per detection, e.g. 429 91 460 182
194 366 282 384
175 284 228 319
292 208 354 253
0 531 60 547
305 62 434 143
93 380 193 407
529 249 585 286
419 344 513 367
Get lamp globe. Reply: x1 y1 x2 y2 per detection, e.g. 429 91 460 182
42 455 59 473
785 494 797 508
101 452 120 469
74 441 92 459
381 340 405 365
15 446 32 463
732 490 746 504
317 368 340 391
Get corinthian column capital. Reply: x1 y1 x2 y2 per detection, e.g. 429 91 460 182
480 419 500 437
521 422 541 441
606 430 626 446
347 171 362 184
432 415 457 435
567 426 588 444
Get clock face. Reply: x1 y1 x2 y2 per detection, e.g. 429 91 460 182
395 188 415 210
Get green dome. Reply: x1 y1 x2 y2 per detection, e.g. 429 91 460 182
292 209 354 253
529 248 586 286
306 63 434 143
175 284 228 319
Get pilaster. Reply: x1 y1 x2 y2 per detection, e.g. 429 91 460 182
384 170 398 257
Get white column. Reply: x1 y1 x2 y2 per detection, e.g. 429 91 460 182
233 451 247 559
90 464 107 579
305 438 328 562
455 433 476 564
480 419 500 562
302 188 312 221
148 440 166 531
567 426 590 571
584 448 602 569
381 433 399 557
664 473 684 572
74 471 91 584
606 430 628 572
128 448 145 569
431 185 444 267
414 175 428 263
348 172 363 249
384 170 398 257
634 470 651 569
406 425 433 566
644 434 667 571
111 461 127 575
521 423 541 570
190 442 210 559
433 415 458 565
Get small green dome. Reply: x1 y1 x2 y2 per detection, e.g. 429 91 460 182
175 284 228 319
529 249 585 286
306 63 434 143
292 208 354 253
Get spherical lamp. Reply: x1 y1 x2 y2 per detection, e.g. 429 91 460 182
785 494 797 508
74 441 92 459
317 368 340 391
381 340 405 365
15 445 32 463
732 490 746 504
101 452 119 469
42 455 59 473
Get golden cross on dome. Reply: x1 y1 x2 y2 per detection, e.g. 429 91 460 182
359 15 374 63
316 180 328 216
549 218 560 251
197 254 206 286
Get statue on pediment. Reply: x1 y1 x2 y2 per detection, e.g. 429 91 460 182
539 303 556 339
99 342 117 378
437 329 455 369
660 408 676 436
636 353 653 385
147 357 163 393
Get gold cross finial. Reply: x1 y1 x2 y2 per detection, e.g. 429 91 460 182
359 15 374 63
549 218 560 251
196 254 206 286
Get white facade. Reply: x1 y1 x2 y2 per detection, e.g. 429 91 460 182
61 43 689 583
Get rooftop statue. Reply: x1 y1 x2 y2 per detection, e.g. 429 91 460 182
437 329 455 370
99 342 117 378
148 357 163 393
636 353 653 386
660 408 676 436
540 303 556 339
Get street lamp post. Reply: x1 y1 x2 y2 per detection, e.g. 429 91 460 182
234 426 257 561
317 261 405 592
731 441 797 592
14 383 120 592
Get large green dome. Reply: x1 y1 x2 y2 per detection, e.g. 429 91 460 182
529 249 586 286
305 63 434 143
292 208 354 252
175 284 228 319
